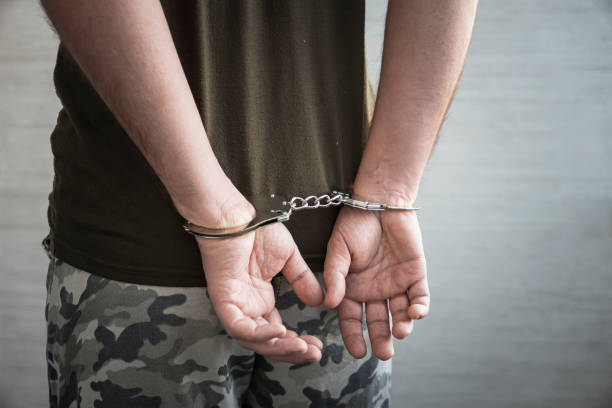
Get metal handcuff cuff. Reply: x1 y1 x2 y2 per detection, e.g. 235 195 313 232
182 190 419 239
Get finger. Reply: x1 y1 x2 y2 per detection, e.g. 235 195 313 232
263 309 324 350
366 300 393 360
407 278 430 320
282 244 324 307
338 298 366 359
219 303 285 342
263 308 283 325
236 333 324 364
389 294 414 339
263 334 324 364
393 319 414 340
237 334 309 356
239 334 323 363
257 310 323 353
261 343 322 364
300 334 323 350
280 333 323 350
323 230 351 308
279 334 323 363
274 344 322 364
255 310 296 340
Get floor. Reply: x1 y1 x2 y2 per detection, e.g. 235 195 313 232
1 0 611 407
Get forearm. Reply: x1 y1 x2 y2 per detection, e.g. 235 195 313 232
354 0 478 205
41 0 253 228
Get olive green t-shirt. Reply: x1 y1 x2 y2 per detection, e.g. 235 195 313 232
46 0 375 286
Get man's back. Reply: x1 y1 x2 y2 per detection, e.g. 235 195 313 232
47 0 371 286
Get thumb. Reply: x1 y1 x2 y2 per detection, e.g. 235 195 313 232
323 229 351 309
281 243 324 307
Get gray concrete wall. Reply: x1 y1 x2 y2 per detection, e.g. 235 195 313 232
1 0 611 407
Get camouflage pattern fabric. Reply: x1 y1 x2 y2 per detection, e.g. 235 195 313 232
42 235 392 407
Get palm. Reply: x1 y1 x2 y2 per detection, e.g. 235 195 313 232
324 206 430 360
202 224 284 316
212 275 276 321
340 208 426 302
197 222 325 362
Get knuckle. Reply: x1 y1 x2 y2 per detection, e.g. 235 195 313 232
376 351 394 361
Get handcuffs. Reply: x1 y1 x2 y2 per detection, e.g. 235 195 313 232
182 190 419 239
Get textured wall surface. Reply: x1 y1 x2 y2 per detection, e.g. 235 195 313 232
1 0 611 407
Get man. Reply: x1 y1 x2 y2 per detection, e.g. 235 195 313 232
41 0 477 406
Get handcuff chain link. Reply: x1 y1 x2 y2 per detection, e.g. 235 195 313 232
288 192 344 211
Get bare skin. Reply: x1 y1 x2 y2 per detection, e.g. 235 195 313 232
325 205 428 360
324 0 479 360
41 0 479 364
196 223 324 363
40 0 322 364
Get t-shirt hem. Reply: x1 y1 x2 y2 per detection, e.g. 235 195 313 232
44 231 326 288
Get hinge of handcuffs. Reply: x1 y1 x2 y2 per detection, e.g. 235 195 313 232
183 190 419 239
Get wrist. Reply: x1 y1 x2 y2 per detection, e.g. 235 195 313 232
352 174 419 208
174 182 255 232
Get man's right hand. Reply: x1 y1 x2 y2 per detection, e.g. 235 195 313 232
196 216 325 364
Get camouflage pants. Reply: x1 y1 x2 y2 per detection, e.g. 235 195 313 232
42 236 391 407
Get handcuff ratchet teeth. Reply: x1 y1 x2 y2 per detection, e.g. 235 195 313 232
183 190 419 239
